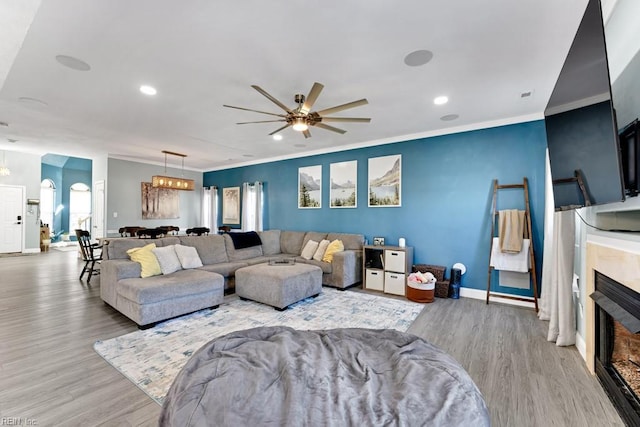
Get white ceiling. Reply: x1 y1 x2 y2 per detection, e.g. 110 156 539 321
0 0 589 171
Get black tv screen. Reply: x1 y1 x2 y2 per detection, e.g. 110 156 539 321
544 0 625 210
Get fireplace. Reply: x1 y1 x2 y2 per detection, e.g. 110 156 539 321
592 271 640 426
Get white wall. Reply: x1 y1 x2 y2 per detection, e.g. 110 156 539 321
106 158 203 235
0 149 44 251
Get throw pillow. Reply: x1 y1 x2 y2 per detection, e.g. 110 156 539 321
322 239 344 263
127 243 162 278
300 239 319 260
152 245 183 275
174 244 204 269
313 239 331 262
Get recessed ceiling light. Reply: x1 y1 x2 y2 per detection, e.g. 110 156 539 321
294 144 306 148
434 96 448 105
404 49 434 67
8 139 18 143
55 55 91 71
273 134 283 141
243 154 254 158
0 121 8 127
440 114 459 121
520 91 533 98
140 85 157 96
19 97 48 107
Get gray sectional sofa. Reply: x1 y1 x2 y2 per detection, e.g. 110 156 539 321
100 230 364 327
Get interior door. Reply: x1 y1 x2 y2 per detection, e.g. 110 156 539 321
0 185 24 253
93 180 105 239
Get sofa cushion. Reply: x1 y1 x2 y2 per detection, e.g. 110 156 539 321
301 240 319 260
326 233 364 251
298 258 333 274
174 244 203 269
258 230 281 255
280 231 306 255
127 243 162 278
323 240 344 263
199 261 250 277
224 234 263 261
302 232 328 250
152 245 182 275
179 235 228 265
313 239 331 262
118 269 223 304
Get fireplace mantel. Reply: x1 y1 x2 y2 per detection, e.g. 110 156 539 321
586 234 640 373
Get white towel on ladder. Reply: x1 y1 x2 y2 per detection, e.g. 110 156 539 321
490 237 530 273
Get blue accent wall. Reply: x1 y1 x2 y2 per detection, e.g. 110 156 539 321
204 120 547 295
41 159 92 239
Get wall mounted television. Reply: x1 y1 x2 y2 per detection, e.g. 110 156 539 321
544 0 627 210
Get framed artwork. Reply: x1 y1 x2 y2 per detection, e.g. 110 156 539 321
368 154 401 207
330 160 357 208
222 186 240 224
141 182 179 219
298 165 322 208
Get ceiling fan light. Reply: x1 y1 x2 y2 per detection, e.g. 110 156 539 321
292 118 308 132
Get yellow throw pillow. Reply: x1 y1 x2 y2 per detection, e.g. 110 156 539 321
322 239 344 263
127 243 162 278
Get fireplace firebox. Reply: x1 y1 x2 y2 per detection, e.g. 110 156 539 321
592 271 640 426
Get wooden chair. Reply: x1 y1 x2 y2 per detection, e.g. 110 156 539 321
186 227 210 236
75 229 103 283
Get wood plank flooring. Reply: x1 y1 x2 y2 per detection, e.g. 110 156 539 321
0 250 625 426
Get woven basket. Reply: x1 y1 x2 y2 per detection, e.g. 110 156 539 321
413 264 450 298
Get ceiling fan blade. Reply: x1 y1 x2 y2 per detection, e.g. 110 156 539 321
236 119 287 125
303 129 312 139
300 82 324 114
321 117 371 123
315 122 347 134
316 98 368 116
223 104 285 118
269 123 291 135
251 85 293 113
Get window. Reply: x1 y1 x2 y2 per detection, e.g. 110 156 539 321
69 183 91 232
40 179 55 228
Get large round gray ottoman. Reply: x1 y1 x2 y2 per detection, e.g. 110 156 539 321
160 326 490 426
235 262 322 310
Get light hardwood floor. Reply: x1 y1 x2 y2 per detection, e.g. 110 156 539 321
0 250 624 426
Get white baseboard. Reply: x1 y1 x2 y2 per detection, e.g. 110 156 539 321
460 287 537 310
24 248 40 254
575 331 586 361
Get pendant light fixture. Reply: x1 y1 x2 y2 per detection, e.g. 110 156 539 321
0 150 10 176
151 150 195 191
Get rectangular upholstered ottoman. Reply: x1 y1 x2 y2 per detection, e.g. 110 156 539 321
235 262 322 310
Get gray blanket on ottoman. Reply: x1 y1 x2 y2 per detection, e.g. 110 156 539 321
160 326 490 426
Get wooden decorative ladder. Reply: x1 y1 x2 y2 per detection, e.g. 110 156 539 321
486 178 539 312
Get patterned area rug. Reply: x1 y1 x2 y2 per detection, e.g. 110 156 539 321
94 288 424 405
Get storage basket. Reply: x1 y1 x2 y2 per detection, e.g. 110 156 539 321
412 264 450 298
406 280 435 303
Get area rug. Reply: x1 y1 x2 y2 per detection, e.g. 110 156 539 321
94 288 424 405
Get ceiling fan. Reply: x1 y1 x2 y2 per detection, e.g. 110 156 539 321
223 82 370 138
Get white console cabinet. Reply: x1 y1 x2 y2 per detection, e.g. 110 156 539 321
363 245 414 296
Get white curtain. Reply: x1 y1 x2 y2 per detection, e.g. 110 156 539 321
539 154 576 346
201 186 218 232
241 182 263 232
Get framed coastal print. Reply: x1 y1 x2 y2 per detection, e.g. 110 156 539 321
222 186 240 224
141 182 179 219
330 160 357 208
298 165 322 208
368 154 401 207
